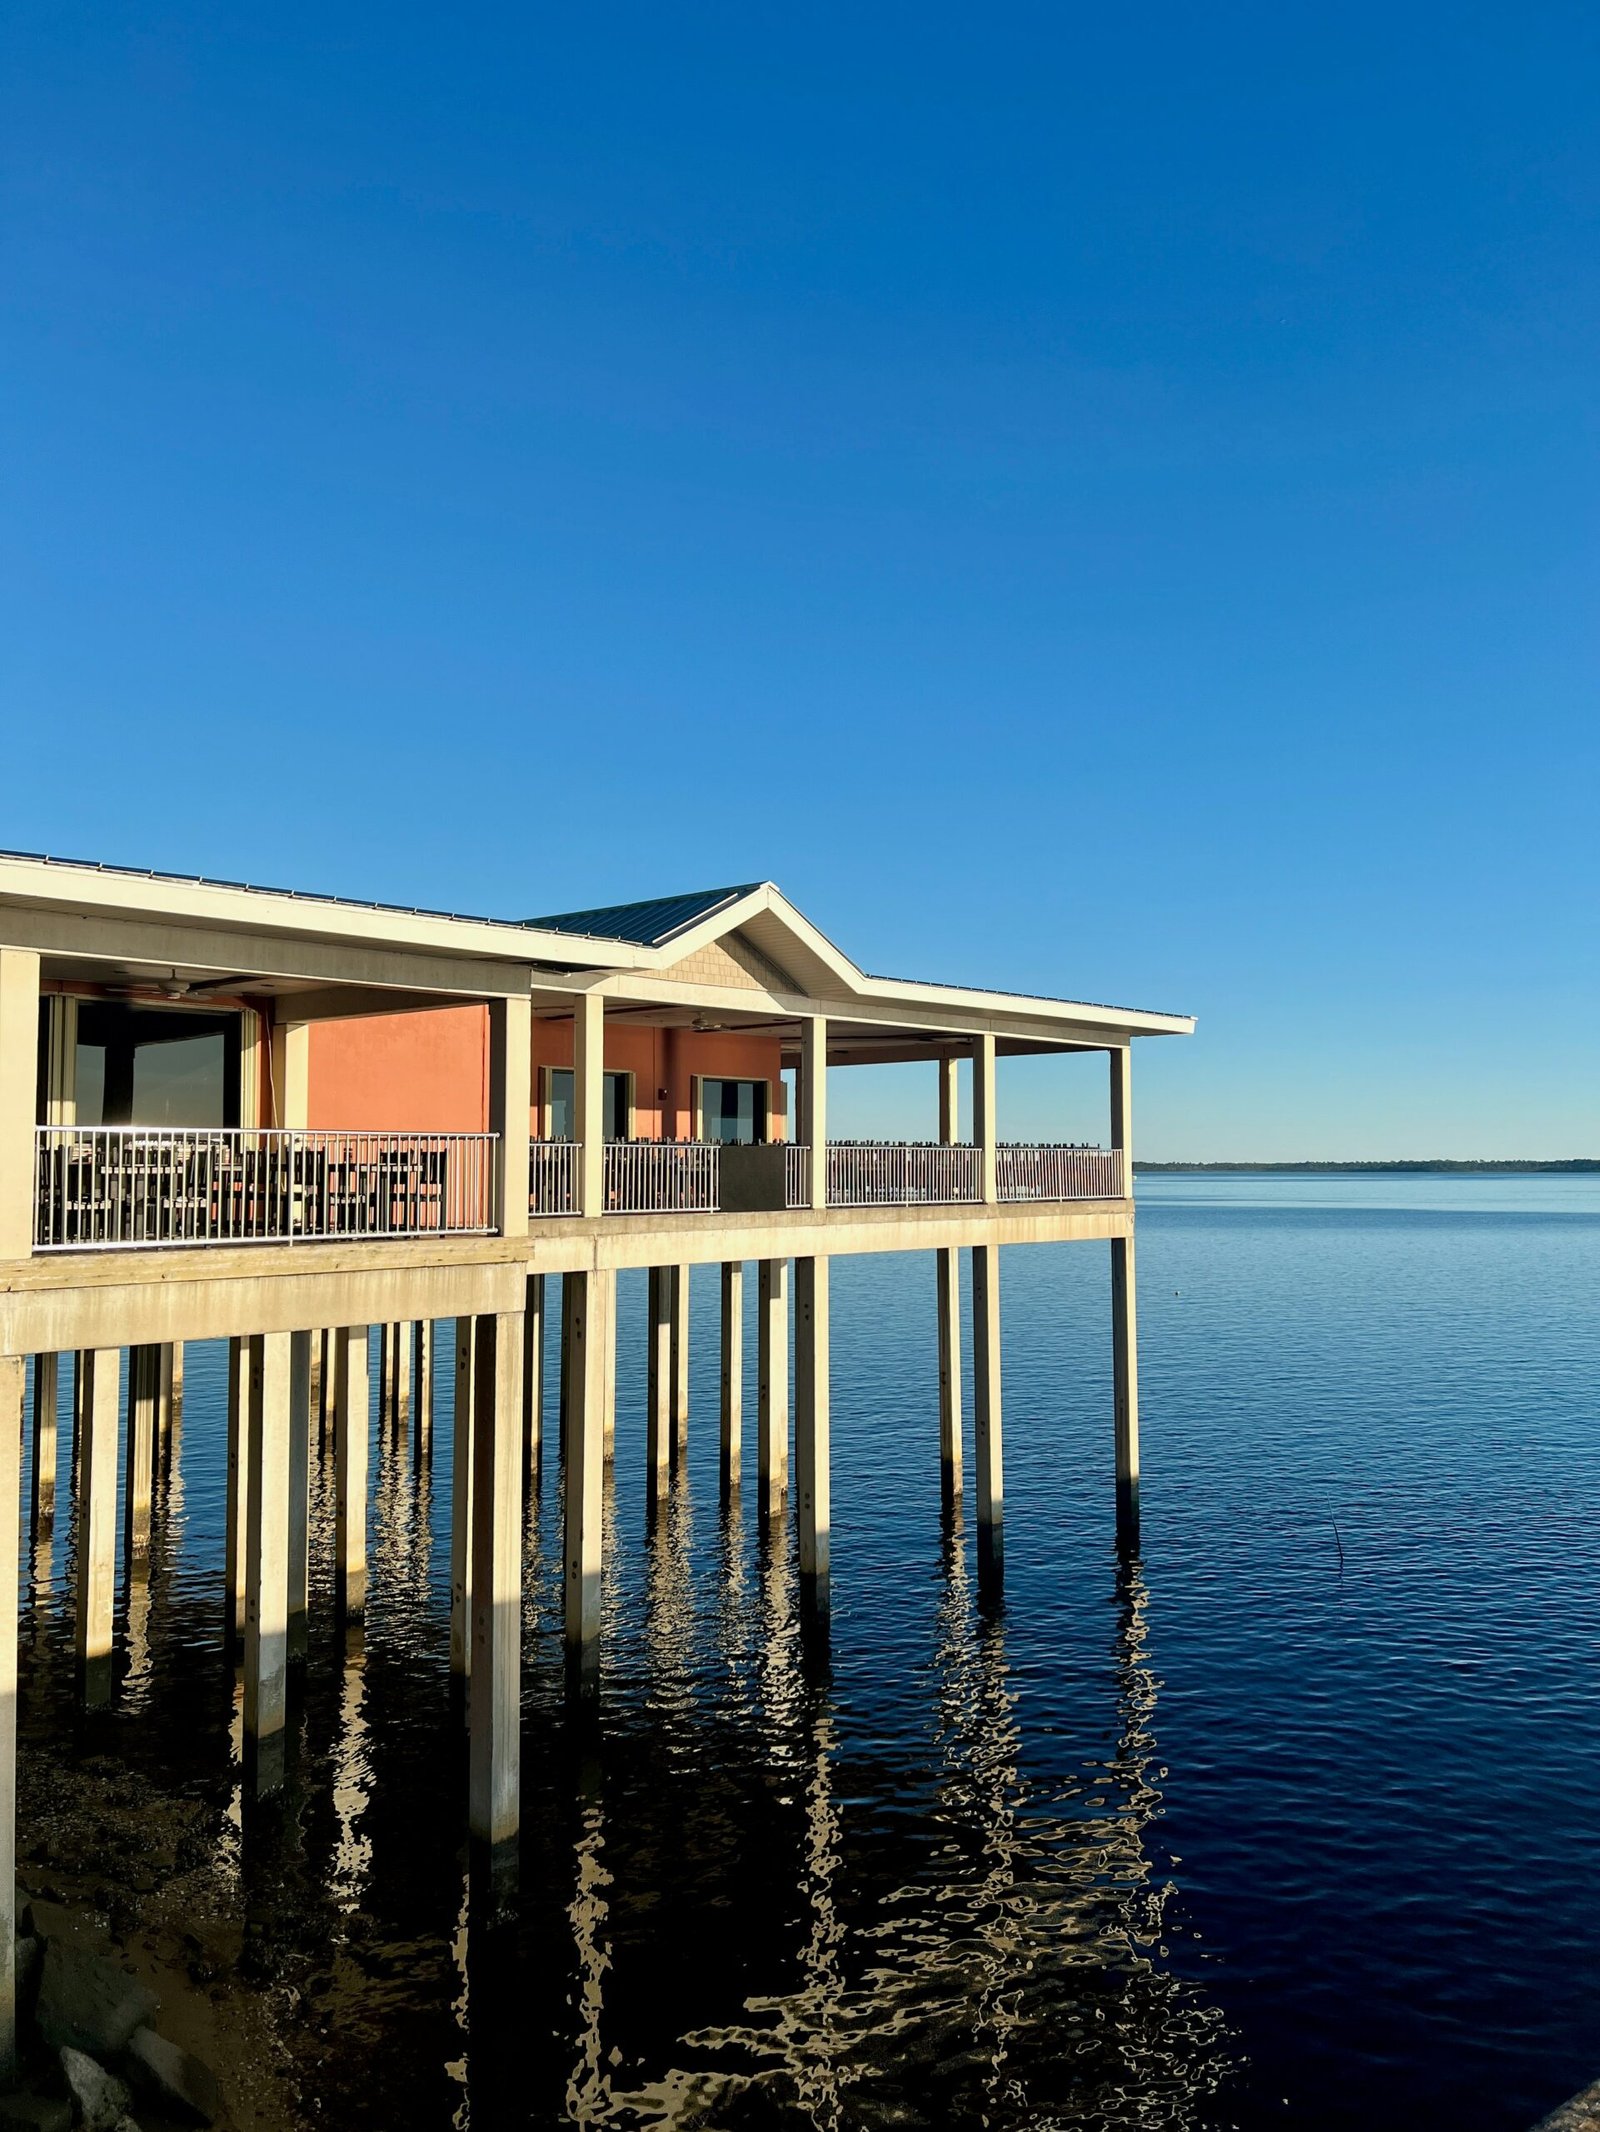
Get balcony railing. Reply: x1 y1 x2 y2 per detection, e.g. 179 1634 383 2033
33 1127 498 1251
786 1141 983 1208
530 1139 580 1217
30 1129 1124 1252
996 1144 1123 1202
605 1140 719 1213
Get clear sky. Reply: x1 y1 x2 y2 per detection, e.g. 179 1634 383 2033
3 3 1596 1157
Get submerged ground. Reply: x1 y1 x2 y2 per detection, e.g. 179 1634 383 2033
17 1174 1600 2129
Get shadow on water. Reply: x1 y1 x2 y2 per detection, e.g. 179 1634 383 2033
15 1304 1234 2131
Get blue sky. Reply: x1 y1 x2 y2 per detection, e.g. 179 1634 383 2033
3 3 1596 1156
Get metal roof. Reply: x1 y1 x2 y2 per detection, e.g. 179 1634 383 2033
525 884 763 950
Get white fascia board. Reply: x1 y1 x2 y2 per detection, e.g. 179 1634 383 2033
0 854 646 973
863 974 1195 1036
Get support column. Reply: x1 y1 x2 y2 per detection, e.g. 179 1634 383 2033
225 1339 251 1648
413 1318 435 1457
317 1330 333 1445
971 1245 1003 1583
757 1259 788 1509
521 1279 544 1481
469 1311 523 1853
670 1264 690 1456
75 1349 119 1705
936 1054 963 1502
973 1030 998 1208
397 1321 413 1430
794 1257 830 1614
380 1324 399 1429
451 1318 476 1691
490 994 533 1240
156 1342 178 1475
244 1332 291 1793
563 1271 608 1689
799 1015 828 1215
720 1262 743 1490
573 991 604 1221
287 1330 312 1658
600 1269 618 1461
0 949 40 1264
30 1354 58 1529
646 1267 672 1498
0 1357 21 2078
560 1277 584 1467
124 1345 159 1568
334 1326 370 1619
1110 1046 1139 1548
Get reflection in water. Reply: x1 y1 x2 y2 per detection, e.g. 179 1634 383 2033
13 1327 1233 2132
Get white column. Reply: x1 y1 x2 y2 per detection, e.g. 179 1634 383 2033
973 1031 998 1207
972 1245 1003 1581
757 1259 788 1510
670 1263 690 1454
563 1271 608 1688
413 1318 435 1456
720 1262 743 1489
646 1267 672 1497
521 1280 544 1480
794 1256 830 1612
287 1330 312 1657
0 1355 20 2077
574 991 604 1219
76 1348 119 1705
1109 1046 1139 1546
0 950 40 1263
490 994 532 1240
30 1354 59 1529
469 1311 524 1850
451 1317 475 1689
800 1016 828 1214
334 1326 370 1618
244 1332 291 1792
225 1338 251 1648
124 1345 158 1568
936 1055 963 1501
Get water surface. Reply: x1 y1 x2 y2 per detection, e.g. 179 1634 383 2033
18 1175 1600 2128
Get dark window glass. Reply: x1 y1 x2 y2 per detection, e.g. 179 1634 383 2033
71 1004 239 1127
547 1071 630 1140
700 1078 767 1145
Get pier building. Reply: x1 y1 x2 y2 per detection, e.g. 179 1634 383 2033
0 849 1192 2068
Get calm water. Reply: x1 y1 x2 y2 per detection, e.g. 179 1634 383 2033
17 1175 1600 2129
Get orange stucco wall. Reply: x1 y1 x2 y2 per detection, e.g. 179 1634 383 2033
303 1005 786 1139
306 1006 491 1131
530 1021 786 1139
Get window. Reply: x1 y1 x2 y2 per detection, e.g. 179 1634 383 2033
70 1003 241 1128
699 1077 768 1145
546 1070 631 1141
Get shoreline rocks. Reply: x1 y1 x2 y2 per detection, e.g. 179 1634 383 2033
3 1883 220 2131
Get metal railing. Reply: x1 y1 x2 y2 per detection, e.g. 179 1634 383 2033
785 1142 1121 1209
605 1139 720 1213
996 1144 1123 1202
785 1143 810 1209
33 1127 498 1251
529 1139 581 1217
812 1141 983 1208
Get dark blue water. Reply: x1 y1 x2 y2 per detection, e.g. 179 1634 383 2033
17 1176 1600 2128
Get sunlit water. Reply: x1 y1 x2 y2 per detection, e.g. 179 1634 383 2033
16 1176 1600 2129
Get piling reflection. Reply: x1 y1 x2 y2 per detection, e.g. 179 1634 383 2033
543 1534 1234 2130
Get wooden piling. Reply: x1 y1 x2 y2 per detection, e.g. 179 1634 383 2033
76 1348 119 1705
244 1332 291 1792
334 1326 370 1619
794 1258 830 1613
720 1261 743 1491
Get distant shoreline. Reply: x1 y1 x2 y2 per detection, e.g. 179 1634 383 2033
1134 1160 1600 1175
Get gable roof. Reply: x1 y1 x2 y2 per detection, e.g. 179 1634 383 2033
526 884 762 950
